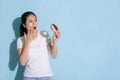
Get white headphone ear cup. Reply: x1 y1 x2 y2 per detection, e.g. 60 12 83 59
40 31 48 37
39 31 52 44
43 32 47 36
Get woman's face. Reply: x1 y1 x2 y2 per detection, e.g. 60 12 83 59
23 14 38 31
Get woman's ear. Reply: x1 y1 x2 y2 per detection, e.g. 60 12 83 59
23 24 26 28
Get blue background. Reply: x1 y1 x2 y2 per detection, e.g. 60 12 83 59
0 0 120 80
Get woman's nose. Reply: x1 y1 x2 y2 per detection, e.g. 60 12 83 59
33 21 36 25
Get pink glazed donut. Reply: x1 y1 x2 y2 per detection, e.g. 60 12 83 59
50 24 58 33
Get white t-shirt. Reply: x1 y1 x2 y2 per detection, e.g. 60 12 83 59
17 31 53 77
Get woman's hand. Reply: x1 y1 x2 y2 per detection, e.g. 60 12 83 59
53 30 61 43
23 30 35 45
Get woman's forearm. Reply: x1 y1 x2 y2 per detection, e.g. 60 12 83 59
50 41 58 59
19 43 29 66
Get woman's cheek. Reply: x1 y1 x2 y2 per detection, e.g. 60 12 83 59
29 22 33 26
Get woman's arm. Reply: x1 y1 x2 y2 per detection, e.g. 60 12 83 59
17 42 30 66
48 41 58 59
48 30 61 59
17 30 36 66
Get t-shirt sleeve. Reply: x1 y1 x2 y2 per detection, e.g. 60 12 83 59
17 37 23 49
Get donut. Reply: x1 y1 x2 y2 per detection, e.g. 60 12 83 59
50 24 58 33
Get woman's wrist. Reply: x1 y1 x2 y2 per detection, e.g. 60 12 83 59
24 42 30 48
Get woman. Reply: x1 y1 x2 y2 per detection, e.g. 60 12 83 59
17 11 60 80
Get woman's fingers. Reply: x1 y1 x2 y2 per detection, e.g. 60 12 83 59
27 29 33 37
56 30 61 39
53 32 60 41
30 30 35 39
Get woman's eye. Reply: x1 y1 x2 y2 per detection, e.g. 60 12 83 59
30 21 32 22
29 21 33 23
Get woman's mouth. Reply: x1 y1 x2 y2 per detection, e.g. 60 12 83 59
33 27 36 30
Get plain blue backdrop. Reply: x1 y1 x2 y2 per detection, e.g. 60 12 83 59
0 0 120 80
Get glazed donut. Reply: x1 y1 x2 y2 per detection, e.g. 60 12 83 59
50 24 58 33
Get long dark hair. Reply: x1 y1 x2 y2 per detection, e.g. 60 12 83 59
20 11 37 37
